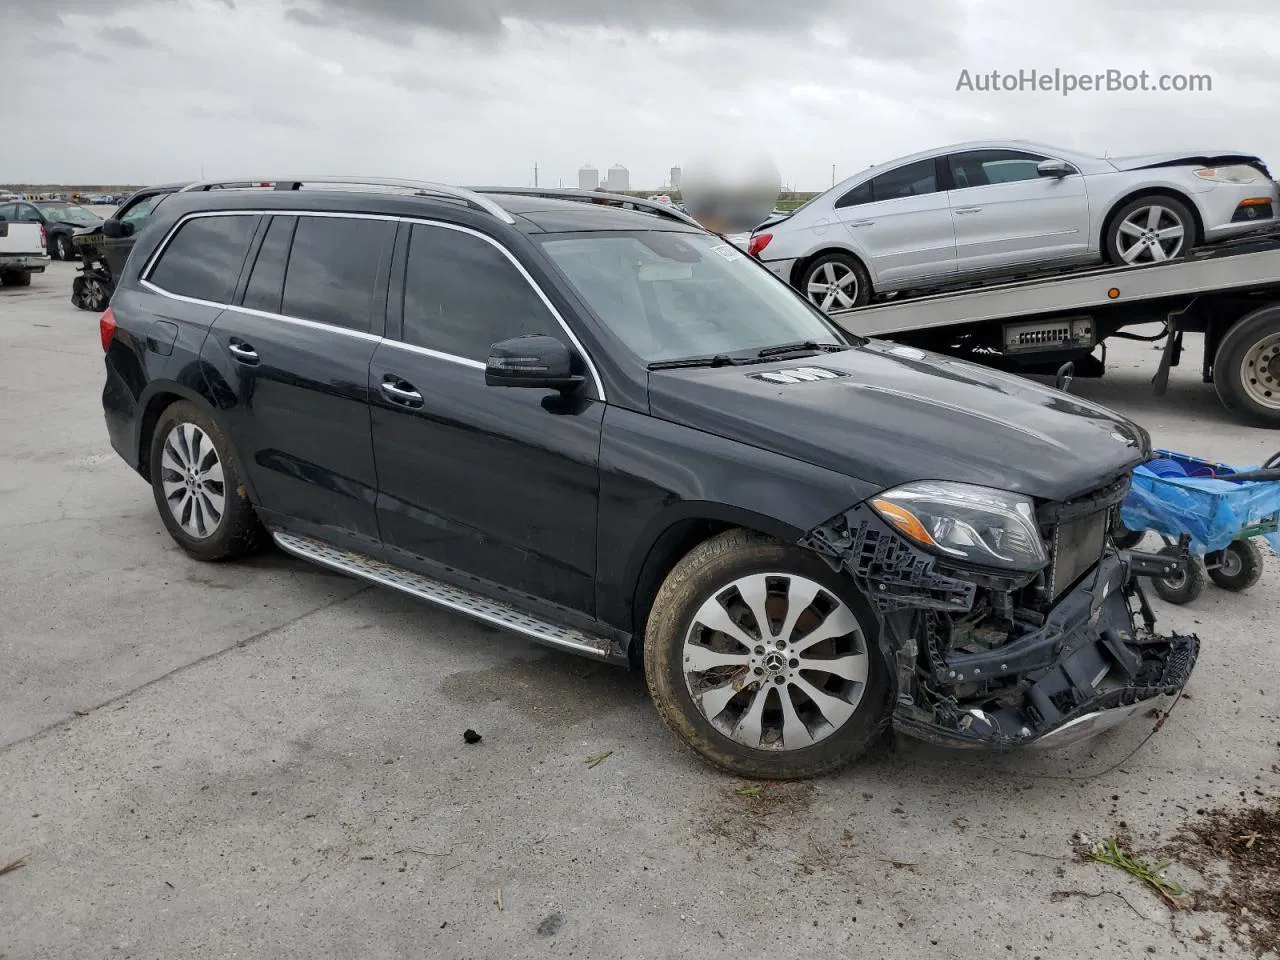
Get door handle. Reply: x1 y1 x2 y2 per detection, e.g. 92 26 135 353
380 376 424 407
953 207 982 214
228 341 260 364
848 220 875 227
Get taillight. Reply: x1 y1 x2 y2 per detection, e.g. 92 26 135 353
40 225 47 249
747 233 772 258
100 307 117 352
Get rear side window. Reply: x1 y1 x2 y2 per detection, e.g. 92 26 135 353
147 214 257 303
281 215 392 333
834 180 872 209
242 215 296 315
868 159 938 200
401 224 562 362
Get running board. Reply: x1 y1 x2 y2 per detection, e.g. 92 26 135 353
273 532 616 660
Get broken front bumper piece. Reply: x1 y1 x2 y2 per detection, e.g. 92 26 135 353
803 506 1199 750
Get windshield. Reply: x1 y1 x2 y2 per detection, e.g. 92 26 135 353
539 231 847 363
34 203 100 225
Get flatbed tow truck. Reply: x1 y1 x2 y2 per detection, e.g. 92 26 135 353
822 232 1280 427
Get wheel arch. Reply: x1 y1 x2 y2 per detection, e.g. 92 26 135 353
788 245 872 291
622 504 807 665
1099 188 1203 263
134 381 260 503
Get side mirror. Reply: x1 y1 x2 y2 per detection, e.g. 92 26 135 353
102 219 132 239
1037 159 1072 178
485 335 585 392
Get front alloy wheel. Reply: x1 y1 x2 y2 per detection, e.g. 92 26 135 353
1107 196 1195 265
644 530 890 779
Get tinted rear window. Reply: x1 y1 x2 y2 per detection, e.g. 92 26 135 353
281 215 392 333
147 214 257 303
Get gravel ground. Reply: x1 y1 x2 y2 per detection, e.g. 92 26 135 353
2 260 1278 960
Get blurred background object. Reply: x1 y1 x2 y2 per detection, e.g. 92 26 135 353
680 154 782 235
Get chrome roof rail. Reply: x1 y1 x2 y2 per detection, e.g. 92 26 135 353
177 177 516 224
472 187 705 229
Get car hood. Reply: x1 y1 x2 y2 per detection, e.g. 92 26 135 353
1106 150 1266 174
646 341 1150 504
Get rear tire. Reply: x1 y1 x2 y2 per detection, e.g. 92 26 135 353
643 529 891 779
1205 540 1263 592
0 271 32 287
797 252 871 312
148 401 265 562
1212 306 1280 427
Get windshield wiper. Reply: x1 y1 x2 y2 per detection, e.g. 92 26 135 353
647 354 745 370
755 340 850 359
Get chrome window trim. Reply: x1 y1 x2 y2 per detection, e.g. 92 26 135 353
139 209 606 400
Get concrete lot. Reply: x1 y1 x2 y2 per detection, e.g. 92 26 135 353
2 261 1277 960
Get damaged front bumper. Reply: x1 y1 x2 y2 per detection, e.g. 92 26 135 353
803 504 1199 751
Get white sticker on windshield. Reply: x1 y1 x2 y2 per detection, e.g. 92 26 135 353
710 243 745 262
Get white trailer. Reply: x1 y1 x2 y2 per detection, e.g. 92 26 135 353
824 234 1280 427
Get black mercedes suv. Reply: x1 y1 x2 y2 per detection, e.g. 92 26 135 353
101 178 1197 779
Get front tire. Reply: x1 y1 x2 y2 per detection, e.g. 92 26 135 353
797 252 871 312
52 234 73 261
149 401 265 562
1105 195 1196 265
643 529 891 779
1212 306 1280 427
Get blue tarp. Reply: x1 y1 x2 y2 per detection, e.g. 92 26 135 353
1120 450 1280 555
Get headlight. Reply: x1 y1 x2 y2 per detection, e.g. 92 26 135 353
1193 165 1262 184
870 481 1049 572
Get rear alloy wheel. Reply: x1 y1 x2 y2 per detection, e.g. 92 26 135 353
149 401 265 562
644 530 890 779
1213 307 1280 426
1106 196 1195 265
798 252 871 312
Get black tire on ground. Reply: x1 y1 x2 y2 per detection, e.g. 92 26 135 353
643 528 892 779
1149 545 1206 605
1212 305 1280 427
148 400 266 562
797 251 872 311
1104 194 1197 266
53 234 73 260
1205 539 1264 592
1108 512 1145 550
0 270 32 287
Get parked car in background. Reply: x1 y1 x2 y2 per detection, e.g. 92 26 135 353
749 140 1279 311
0 219 50 287
70 182 189 311
0 199 103 260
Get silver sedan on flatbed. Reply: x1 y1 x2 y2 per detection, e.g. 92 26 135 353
748 139 1280 310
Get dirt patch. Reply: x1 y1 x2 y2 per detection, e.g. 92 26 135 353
702 780 816 851
1159 796 1280 957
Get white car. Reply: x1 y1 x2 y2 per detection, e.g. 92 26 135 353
748 140 1280 310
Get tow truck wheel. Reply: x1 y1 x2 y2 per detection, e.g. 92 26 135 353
798 252 871 312
1149 545 1206 605
643 529 891 780
1205 540 1264 592
1213 306 1280 427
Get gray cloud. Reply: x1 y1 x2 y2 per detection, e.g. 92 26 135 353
297 0 845 37
102 25 155 47
283 7 324 26
25 37 85 55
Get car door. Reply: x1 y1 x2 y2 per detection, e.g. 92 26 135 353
369 220 604 616
945 149 1091 273
832 158 957 285
198 212 395 549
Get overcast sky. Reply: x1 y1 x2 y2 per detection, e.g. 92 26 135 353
4 0 1277 190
